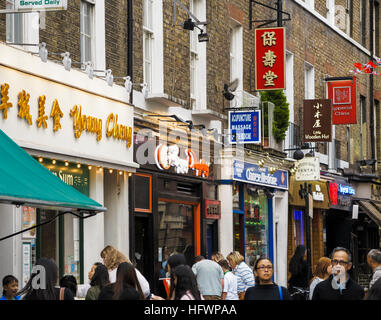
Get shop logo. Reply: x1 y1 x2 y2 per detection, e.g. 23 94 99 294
154 143 209 177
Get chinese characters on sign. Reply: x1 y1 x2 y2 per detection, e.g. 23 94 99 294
327 77 357 124
303 99 332 142
0 83 132 148
255 27 285 90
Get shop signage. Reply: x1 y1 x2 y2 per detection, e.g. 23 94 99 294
233 159 288 190
329 182 354 210
228 110 261 144
295 157 320 181
204 200 221 219
327 77 357 125
303 99 332 142
255 27 285 90
154 144 210 178
15 0 67 11
0 65 135 169
312 184 324 201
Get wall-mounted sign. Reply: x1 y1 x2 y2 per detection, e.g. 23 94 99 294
0 65 136 169
15 0 67 11
295 157 320 181
255 27 285 90
155 144 210 178
312 184 324 201
233 159 288 190
329 182 354 210
327 77 357 125
228 110 261 144
303 99 332 142
204 200 221 219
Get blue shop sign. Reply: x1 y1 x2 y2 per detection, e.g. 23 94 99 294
233 159 288 190
228 110 261 144
338 184 355 195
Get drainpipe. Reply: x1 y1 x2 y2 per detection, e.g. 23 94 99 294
370 0 375 166
128 0 134 104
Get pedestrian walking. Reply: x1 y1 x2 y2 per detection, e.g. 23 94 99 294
211 252 225 263
1 275 20 300
85 264 110 300
98 262 144 300
59 275 77 297
192 255 224 300
288 245 309 299
100 245 150 298
172 265 204 300
218 259 238 300
366 249 381 289
365 277 381 300
226 251 254 300
309 257 332 300
166 253 186 299
244 257 291 300
76 262 103 298
18 258 74 300
312 247 364 300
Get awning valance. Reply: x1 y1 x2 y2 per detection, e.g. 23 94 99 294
357 200 381 226
0 129 106 212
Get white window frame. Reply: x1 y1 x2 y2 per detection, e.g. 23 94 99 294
326 0 335 25
80 0 95 65
229 20 243 108
305 0 315 9
304 62 314 99
284 51 294 155
190 0 199 104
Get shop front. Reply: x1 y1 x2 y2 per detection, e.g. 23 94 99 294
288 176 330 273
0 43 137 286
131 124 217 293
221 157 289 285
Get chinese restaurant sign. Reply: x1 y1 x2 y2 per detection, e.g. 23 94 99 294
0 65 134 168
327 77 357 124
303 99 332 142
255 27 285 90
233 159 288 190
228 110 261 144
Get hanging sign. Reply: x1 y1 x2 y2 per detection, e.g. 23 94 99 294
15 0 68 11
228 110 261 144
204 200 221 219
255 27 286 90
303 99 332 142
327 77 357 124
295 157 320 181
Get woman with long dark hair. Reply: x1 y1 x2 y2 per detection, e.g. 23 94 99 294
85 264 110 300
244 257 291 300
18 258 74 300
172 265 203 300
288 245 309 299
98 262 144 300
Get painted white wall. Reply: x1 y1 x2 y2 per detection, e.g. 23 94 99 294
218 184 234 257
83 168 105 282
103 172 130 257
0 204 22 284
273 190 289 287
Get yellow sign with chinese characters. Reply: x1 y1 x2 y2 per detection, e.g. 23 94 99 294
0 83 133 149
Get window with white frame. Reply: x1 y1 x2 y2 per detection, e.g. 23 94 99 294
190 0 199 106
80 0 95 64
305 0 314 9
6 0 24 43
143 0 154 93
304 62 314 99
284 52 294 155
229 22 243 107
326 0 335 25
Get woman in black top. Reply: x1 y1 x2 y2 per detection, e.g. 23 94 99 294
244 257 291 300
288 245 309 299
17 258 74 300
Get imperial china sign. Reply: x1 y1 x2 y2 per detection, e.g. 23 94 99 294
255 27 286 90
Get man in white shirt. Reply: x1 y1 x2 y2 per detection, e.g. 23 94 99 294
218 259 238 300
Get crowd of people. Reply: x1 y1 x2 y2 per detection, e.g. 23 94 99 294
1 245 381 301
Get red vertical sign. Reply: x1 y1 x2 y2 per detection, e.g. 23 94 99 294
255 27 286 91
327 77 357 124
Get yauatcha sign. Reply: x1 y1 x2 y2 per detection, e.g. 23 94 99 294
15 0 67 11
228 110 261 144
233 159 288 190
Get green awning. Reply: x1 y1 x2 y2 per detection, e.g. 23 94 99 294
0 129 106 212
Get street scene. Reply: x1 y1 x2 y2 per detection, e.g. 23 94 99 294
0 0 381 306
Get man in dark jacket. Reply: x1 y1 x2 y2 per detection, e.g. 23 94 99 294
312 247 364 300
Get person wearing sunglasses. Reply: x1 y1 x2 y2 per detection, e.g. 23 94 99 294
312 247 364 300
244 257 291 300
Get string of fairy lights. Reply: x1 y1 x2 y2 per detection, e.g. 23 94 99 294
36 156 133 177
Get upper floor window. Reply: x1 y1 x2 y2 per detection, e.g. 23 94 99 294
6 0 24 43
374 1 380 56
143 0 154 93
190 0 200 102
360 0 367 46
80 0 95 64
304 62 314 99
